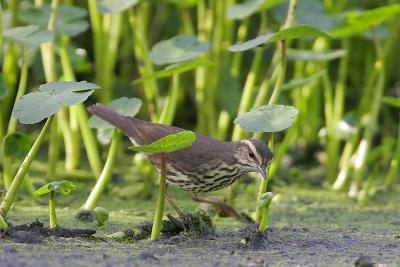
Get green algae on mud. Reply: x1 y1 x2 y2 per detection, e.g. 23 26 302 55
1 186 400 266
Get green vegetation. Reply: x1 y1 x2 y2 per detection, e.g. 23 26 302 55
0 0 399 264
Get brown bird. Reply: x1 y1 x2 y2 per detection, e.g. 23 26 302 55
87 103 273 219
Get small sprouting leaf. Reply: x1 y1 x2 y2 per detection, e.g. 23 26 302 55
0 75 8 99
89 97 142 129
133 59 213 84
12 81 100 124
3 132 33 160
34 180 76 196
229 24 331 52
19 5 89 37
331 4 400 38
258 192 274 208
129 131 196 154
94 207 109 226
234 105 298 133
3 25 53 48
150 35 210 65
382 96 400 108
98 0 140 14
287 49 347 61
282 70 326 91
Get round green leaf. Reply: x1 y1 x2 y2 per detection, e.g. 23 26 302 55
94 207 109 226
12 92 62 124
150 35 210 65
133 59 213 84
129 131 196 153
3 25 53 48
234 105 299 133
89 97 142 129
12 81 100 124
382 96 400 108
287 49 347 62
19 5 89 37
3 132 33 160
98 0 140 14
229 24 331 52
34 180 76 196
258 192 274 208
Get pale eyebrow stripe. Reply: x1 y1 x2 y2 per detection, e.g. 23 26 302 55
242 140 262 165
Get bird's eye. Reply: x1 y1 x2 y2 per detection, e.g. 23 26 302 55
249 151 255 158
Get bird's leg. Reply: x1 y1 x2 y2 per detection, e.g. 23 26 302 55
191 193 246 222
165 188 185 218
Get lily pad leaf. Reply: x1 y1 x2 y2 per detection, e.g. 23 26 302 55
234 105 298 133
34 180 76 196
3 25 53 48
226 0 287 20
287 49 347 61
129 131 196 154
12 81 100 124
150 35 210 65
19 5 89 37
89 97 142 129
98 0 140 14
229 24 331 52
3 132 33 160
133 59 213 84
282 70 326 90
382 96 400 108
258 192 274 208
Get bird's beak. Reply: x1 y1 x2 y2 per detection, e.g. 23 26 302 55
258 165 266 179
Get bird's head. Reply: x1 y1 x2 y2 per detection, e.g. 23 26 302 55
235 138 273 178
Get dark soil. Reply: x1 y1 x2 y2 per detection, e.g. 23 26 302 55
1 220 96 243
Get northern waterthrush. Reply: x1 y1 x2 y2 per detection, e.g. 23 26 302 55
88 104 273 218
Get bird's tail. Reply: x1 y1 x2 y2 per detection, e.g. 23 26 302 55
87 103 136 135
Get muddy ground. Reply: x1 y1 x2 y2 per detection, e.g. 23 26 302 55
1 185 399 266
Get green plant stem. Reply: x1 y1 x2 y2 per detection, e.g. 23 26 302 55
58 109 76 171
83 130 120 210
49 190 57 228
352 30 385 195
159 74 180 125
0 117 53 217
258 195 273 232
230 19 249 79
0 214 7 231
216 111 230 140
256 135 274 223
385 122 400 189
3 48 29 189
151 152 167 241
128 9 159 121
47 116 60 177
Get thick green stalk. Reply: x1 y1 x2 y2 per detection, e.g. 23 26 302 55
3 48 29 189
256 136 273 223
83 130 120 210
0 117 53 217
385 122 400 189
159 75 180 125
58 109 76 171
151 153 167 241
352 32 385 195
230 19 249 79
216 111 230 140
268 41 287 105
49 191 57 228
128 9 159 121
0 214 7 231
47 116 60 177
258 194 273 232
